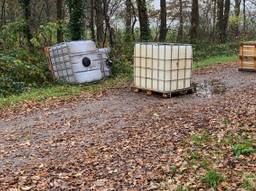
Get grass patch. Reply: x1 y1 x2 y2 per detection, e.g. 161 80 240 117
193 55 238 69
0 75 130 109
168 165 177 178
176 186 190 191
192 131 210 145
188 151 200 161
242 174 256 190
232 143 255 157
222 118 231 127
202 170 225 189
220 132 238 145
200 160 209 169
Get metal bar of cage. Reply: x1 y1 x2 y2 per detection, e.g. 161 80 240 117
151 44 153 90
184 45 187 89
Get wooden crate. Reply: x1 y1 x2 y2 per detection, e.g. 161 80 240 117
239 41 256 72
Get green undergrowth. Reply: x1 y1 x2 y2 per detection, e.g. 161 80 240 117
193 55 238 69
0 75 129 109
232 143 255 157
242 174 256 190
0 54 238 109
202 170 225 189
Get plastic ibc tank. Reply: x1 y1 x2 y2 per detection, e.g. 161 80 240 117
48 40 108 83
134 42 193 93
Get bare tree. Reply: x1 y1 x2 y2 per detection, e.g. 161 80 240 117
159 0 167 41
0 0 6 27
125 0 132 41
243 0 246 34
95 0 104 46
89 0 95 41
177 0 183 41
190 0 199 41
223 0 230 41
136 0 150 41
19 0 33 48
102 0 114 47
131 2 137 40
216 0 230 42
234 0 241 37
44 0 50 22
57 0 63 43
212 0 217 36
217 0 224 40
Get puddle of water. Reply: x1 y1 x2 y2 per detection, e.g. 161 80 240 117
195 79 226 98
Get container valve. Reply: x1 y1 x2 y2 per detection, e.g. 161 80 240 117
82 57 91 67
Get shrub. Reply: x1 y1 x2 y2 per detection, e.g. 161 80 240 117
110 41 134 78
193 42 239 62
0 20 27 50
0 49 51 97
31 22 68 48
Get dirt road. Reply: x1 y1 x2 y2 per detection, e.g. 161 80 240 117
0 63 255 190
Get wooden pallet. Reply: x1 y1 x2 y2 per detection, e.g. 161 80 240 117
44 47 56 79
238 68 256 72
131 86 195 98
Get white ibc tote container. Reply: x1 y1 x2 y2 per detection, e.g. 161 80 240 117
134 43 193 94
48 40 111 84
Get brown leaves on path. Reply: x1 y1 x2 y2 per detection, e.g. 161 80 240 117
0 63 256 190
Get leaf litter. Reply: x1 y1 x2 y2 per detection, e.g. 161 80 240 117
0 63 255 190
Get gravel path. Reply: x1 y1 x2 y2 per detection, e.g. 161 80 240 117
0 63 255 190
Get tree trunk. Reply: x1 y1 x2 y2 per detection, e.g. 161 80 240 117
212 0 217 37
234 0 241 37
136 0 150 41
102 0 113 47
216 0 224 42
56 0 64 43
45 0 50 22
125 0 132 42
95 0 104 46
19 0 33 48
177 0 183 41
159 0 167 42
131 2 137 40
243 0 246 35
190 0 199 41
66 0 83 40
222 0 230 42
89 0 95 41
0 0 6 27
216 0 230 43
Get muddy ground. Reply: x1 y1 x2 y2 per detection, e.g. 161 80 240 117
0 63 255 190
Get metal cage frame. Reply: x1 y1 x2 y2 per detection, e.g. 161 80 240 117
133 42 193 93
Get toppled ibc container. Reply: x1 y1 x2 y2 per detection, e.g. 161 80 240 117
45 40 112 84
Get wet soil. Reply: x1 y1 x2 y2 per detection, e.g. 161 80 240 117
0 63 255 190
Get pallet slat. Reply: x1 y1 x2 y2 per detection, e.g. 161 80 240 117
131 86 195 98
